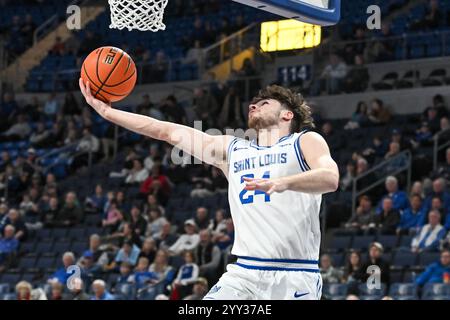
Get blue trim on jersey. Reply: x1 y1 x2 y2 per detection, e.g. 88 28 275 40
236 262 320 273
238 255 319 264
227 137 239 164
294 131 311 171
249 134 293 150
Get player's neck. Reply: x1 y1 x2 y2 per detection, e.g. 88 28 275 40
256 127 291 147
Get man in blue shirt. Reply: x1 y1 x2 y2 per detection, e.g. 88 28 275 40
416 249 450 286
411 210 447 253
423 178 450 213
115 240 141 267
48 251 76 284
397 194 427 235
376 176 410 214
0 225 19 268
91 279 115 300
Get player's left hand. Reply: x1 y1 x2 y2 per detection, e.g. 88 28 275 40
243 177 288 195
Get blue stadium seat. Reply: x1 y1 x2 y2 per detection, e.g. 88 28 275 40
418 252 440 266
328 236 352 253
389 283 418 299
329 253 344 267
358 283 386 299
392 251 418 268
52 241 72 256
36 257 55 270
3 293 16 300
35 242 54 254
351 236 375 251
18 257 37 270
323 283 348 297
67 228 86 240
422 283 450 300
36 229 52 240
0 283 11 294
115 283 136 300
1 274 20 285
19 242 36 254
377 235 398 251
51 228 68 239
71 242 88 256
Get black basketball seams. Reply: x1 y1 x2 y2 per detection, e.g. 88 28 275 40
83 64 128 97
94 49 125 98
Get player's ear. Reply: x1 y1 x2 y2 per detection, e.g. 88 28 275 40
281 109 294 121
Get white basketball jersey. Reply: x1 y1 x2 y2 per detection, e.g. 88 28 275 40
227 131 322 261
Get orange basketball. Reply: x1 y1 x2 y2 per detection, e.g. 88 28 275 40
80 46 137 103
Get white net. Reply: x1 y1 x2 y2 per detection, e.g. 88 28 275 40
108 0 169 32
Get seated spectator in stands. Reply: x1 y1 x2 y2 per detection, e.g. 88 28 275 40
358 242 390 284
136 94 155 116
194 207 212 231
102 200 123 233
143 145 160 172
218 86 244 128
0 225 19 271
160 95 187 125
5 208 27 241
423 178 450 213
184 40 203 65
139 237 157 263
71 126 100 172
190 164 215 199
140 164 171 205
397 194 427 235
67 277 90 300
320 254 343 284
85 184 107 214
49 281 70 300
48 251 77 284
0 92 17 128
125 159 149 185
411 0 442 31
343 250 364 285
82 234 109 273
145 208 168 238
321 122 344 151
172 250 199 298
128 206 147 239
310 53 348 95
192 87 219 128
355 158 376 191
344 101 369 130
411 210 446 253
16 281 47 300
376 176 410 214
148 249 175 290
410 181 425 199
196 229 221 284
184 277 209 300
91 279 115 300
55 192 83 227
410 122 433 149
342 55 369 93
423 106 441 134
114 261 133 286
155 222 178 251
109 222 141 248
428 196 450 223
368 197 400 235
212 209 228 237
362 135 387 163
416 249 450 287
384 142 408 172
152 50 169 82
368 99 391 126
41 196 59 227
344 195 374 234
169 219 200 255
43 93 60 119
29 122 51 148
113 240 141 269
213 218 234 250
0 114 31 142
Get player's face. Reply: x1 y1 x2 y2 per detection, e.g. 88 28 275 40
248 99 283 130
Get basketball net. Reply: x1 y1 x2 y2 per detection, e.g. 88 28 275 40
108 0 169 32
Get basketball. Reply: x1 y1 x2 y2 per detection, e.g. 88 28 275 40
80 46 137 103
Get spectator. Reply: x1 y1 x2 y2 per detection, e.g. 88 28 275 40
184 40 203 65
212 209 228 237
145 208 168 238
62 92 81 118
368 197 400 235
102 200 123 233
160 95 187 125
355 158 376 191
310 53 348 95
49 281 70 300
342 55 369 93
129 205 147 238
358 242 390 284
155 221 179 250
343 250 364 285
320 254 343 284
136 94 155 116
344 195 374 234
362 135 387 163
5 208 27 241
0 114 31 141
82 234 109 273
218 86 243 128
43 93 60 119
147 249 176 293
172 250 199 298
397 194 427 235
50 36 65 56
125 159 149 184
29 122 51 148
139 237 157 263
115 261 133 286
192 87 219 128
16 281 47 300
41 197 59 227
416 249 450 286
412 210 446 253
71 126 100 171
67 277 90 300
410 181 425 199
85 184 107 214
48 251 77 284
344 101 369 130
368 99 391 125
213 218 234 250
114 240 141 268
140 164 171 205
321 122 344 151
152 50 169 82
91 279 115 300
410 122 433 149
423 178 450 213
194 207 212 231
339 162 356 191
411 0 442 30
183 277 209 300
384 142 408 172
196 229 221 284
169 219 200 255
376 176 410 214
0 225 19 271
56 192 83 227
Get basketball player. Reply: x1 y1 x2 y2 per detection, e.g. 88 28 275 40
79 79 339 300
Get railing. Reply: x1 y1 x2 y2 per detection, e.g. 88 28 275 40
433 128 450 170
351 150 412 214
200 22 260 74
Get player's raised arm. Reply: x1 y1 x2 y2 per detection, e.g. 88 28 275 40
244 131 339 195
79 79 233 172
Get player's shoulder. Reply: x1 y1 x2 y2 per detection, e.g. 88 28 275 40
297 130 326 144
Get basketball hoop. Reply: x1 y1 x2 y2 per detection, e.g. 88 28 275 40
108 0 169 32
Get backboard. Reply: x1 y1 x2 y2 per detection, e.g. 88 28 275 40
232 0 341 26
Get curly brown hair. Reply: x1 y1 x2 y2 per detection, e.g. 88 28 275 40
251 85 315 133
